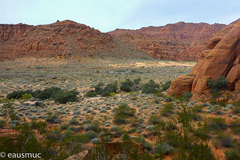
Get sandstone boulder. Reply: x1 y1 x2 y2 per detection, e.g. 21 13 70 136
207 36 223 49
167 74 196 96
226 65 240 90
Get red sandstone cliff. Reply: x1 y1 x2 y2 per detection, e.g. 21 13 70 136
108 22 226 61
0 20 150 61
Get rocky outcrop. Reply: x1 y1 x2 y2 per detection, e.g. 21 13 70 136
167 19 240 99
0 20 150 61
167 74 196 96
109 22 226 61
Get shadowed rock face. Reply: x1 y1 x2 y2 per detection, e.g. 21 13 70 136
167 19 240 99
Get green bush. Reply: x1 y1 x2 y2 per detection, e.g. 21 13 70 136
215 133 235 148
207 117 227 131
68 118 78 125
101 81 118 97
120 79 133 92
183 92 192 100
113 114 128 124
162 81 171 91
164 96 174 102
148 115 162 125
93 82 104 94
60 123 69 130
142 79 159 94
82 130 98 140
161 103 175 117
133 77 141 84
85 91 98 97
229 120 240 135
225 149 240 160
21 93 33 100
208 76 228 93
84 121 100 132
35 87 62 100
54 90 78 104
74 133 91 143
113 103 135 125
0 120 6 128
155 142 175 155
7 89 33 99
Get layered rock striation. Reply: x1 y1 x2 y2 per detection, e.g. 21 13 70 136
167 19 240 99
109 22 226 61
0 20 150 61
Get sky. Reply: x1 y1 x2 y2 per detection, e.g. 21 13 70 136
0 0 240 32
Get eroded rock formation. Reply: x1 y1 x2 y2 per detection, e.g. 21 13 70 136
167 19 240 99
108 22 226 61
0 20 150 61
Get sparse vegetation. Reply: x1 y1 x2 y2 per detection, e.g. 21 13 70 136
162 81 171 91
208 76 228 93
142 79 160 94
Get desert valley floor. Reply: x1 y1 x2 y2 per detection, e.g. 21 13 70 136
0 57 240 160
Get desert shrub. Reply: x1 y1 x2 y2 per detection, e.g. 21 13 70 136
232 106 240 114
134 135 153 151
68 118 78 125
60 123 69 130
74 133 90 143
162 81 171 91
208 76 228 93
214 132 235 148
91 138 100 144
113 103 135 124
128 128 137 133
45 112 59 123
191 105 203 113
120 79 133 92
0 120 6 128
133 77 141 84
7 89 34 99
164 96 174 102
84 121 100 132
63 130 74 139
35 87 62 100
148 115 162 125
229 120 240 135
2 102 18 120
54 90 78 104
142 79 160 94
190 112 203 121
155 142 175 155
21 93 33 100
183 91 192 101
232 100 240 107
161 103 175 117
100 81 118 97
114 103 135 117
225 149 240 160
82 130 98 139
85 91 98 97
93 82 104 94
109 92 116 97
207 117 227 131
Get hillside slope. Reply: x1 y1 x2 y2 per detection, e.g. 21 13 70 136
0 20 151 61
108 22 226 61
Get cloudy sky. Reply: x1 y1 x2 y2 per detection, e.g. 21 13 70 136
1 0 240 32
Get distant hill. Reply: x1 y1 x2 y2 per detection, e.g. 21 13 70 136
0 20 150 62
0 20 227 62
108 22 226 61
